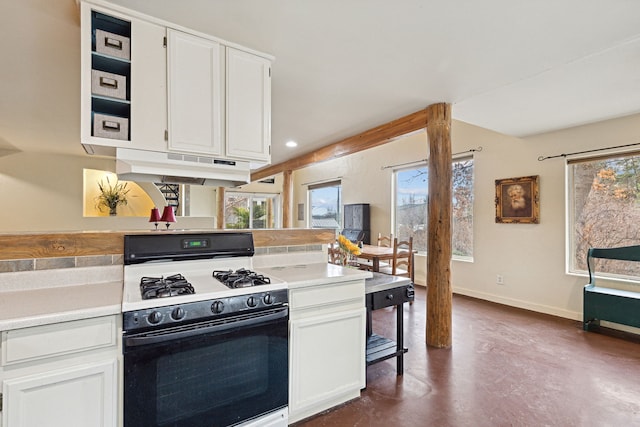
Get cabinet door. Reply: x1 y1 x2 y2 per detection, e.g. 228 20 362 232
289 307 366 422
129 17 167 151
167 29 223 155
226 47 271 163
2 359 118 427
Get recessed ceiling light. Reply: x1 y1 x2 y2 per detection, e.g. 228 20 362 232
286 140 298 148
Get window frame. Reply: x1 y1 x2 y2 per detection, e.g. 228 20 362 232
392 155 474 261
566 150 640 282
307 180 342 230
223 191 280 229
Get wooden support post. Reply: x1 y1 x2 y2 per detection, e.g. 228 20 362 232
426 103 453 348
216 187 225 229
282 170 293 228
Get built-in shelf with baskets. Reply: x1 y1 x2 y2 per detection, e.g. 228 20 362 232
90 11 131 141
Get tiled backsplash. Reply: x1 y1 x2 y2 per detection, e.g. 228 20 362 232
254 244 323 256
0 254 123 273
0 245 325 273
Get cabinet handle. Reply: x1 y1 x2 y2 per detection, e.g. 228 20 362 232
104 37 123 50
386 293 394 300
99 77 118 89
102 121 121 132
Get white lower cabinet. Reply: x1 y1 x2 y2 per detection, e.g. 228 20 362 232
0 316 121 427
288 280 366 424
2 360 117 427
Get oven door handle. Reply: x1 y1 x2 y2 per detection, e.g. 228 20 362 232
124 307 288 347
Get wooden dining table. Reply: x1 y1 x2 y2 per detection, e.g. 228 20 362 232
358 244 395 272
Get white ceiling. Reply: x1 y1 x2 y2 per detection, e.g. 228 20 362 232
3 0 640 166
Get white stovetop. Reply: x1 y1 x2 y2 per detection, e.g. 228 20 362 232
122 258 287 312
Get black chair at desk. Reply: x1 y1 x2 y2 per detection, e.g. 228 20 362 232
340 229 365 244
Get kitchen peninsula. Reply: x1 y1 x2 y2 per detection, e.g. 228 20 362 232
0 228 371 427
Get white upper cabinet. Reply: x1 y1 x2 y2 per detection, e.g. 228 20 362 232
80 3 167 156
226 47 272 163
167 29 223 156
80 0 273 165
129 19 167 152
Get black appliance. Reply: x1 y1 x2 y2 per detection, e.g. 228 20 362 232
343 203 370 244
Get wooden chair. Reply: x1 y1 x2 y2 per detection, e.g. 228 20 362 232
328 241 343 265
379 237 413 281
377 232 393 247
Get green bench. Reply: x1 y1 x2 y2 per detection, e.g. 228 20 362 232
583 245 640 331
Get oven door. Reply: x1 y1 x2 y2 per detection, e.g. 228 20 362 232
123 307 288 427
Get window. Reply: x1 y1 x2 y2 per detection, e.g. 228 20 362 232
394 167 428 251
569 152 640 278
308 181 342 229
393 158 474 257
224 192 279 229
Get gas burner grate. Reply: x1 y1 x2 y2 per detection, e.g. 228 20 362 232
213 268 271 289
140 274 195 299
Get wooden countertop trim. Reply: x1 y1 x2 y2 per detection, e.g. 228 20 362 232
0 229 335 261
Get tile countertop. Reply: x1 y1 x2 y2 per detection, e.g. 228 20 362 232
259 263 372 288
0 262 370 331
0 281 123 331
0 266 123 331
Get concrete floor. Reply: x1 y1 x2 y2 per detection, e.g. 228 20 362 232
294 286 640 426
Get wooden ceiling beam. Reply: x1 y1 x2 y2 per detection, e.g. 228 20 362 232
251 108 428 181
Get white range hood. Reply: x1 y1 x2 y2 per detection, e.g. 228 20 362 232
115 148 250 187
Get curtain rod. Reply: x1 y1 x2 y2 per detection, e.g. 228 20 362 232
538 142 640 161
301 177 343 186
381 146 482 170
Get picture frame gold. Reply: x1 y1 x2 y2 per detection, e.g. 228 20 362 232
495 175 539 224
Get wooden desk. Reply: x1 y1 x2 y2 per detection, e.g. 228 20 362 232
358 244 394 271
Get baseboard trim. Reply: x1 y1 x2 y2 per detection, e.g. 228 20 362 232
452 286 582 321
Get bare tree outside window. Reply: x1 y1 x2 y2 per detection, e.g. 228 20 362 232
395 167 428 251
570 154 640 277
394 158 474 257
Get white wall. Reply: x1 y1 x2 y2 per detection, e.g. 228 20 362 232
292 113 640 321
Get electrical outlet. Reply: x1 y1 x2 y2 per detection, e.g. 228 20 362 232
496 274 504 285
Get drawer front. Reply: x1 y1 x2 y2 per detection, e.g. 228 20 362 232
93 113 129 140
1 316 117 366
91 69 127 100
371 285 414 310
289 280 364 312
95 29 130 60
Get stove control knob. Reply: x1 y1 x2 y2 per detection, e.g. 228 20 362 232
171 307 185 321
211 301 225 314
148 311 163 325
247 296 258 308
263 294 273 305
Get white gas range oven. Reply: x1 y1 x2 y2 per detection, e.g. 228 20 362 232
121 232 288 427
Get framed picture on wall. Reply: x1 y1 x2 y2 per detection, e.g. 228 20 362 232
495 175 539 223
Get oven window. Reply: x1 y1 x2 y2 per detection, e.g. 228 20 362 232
124 313 288 427
157 336 271 425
